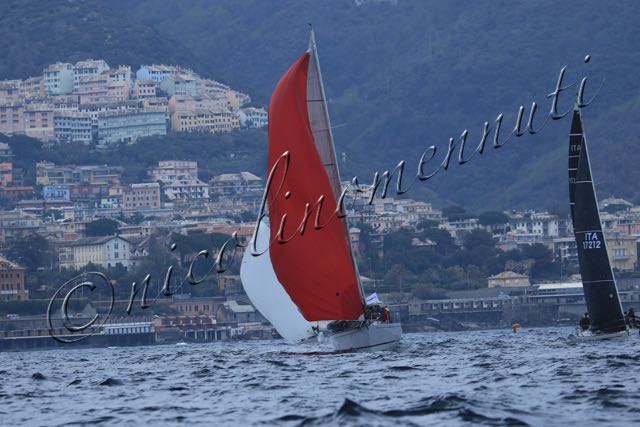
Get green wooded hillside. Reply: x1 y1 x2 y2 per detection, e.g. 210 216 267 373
2 0 638 210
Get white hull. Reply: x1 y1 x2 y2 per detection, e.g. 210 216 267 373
330 322 402 352
575 328 637 341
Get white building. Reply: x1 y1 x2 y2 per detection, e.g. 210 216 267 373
43 63 74 95
238 107 268 128
164 179 210 201
512 212 561 237
61 235 131 270
150 160 198 183
96 111 167 145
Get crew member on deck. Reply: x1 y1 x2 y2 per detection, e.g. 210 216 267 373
629 307 637 328
624 311 629 326
381 307 390 323
579 312 590 331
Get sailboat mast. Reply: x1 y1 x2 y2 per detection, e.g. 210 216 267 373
306 28 367 308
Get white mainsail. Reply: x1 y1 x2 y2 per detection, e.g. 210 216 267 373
240 220 316 342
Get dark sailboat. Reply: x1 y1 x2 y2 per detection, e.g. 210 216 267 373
570 109 628 338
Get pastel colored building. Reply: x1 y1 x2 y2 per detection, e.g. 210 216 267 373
136 64 174 85
96 111 167 145
53 111 92 143
78 74 109 104
0 142 11 161
150 160 198 183
43 185 70 201
107 80 130 102
0 162 12 186
51 95 80 111
238 107 268 128
21 76 45 98
168 94 227 116
159 74 199 96
209 172 262 197
24 104 55 141
487 271 531 288
36 161 123 186
171 108 240 133
79 100 139 126
0 256 28 301
73 59 110 93
134 79 156 99
43 62 74 95
123 183 161 210
107 66 132 84
0 80 22 103
606 231 637 272
0 103 24 135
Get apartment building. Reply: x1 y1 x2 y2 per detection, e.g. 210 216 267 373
164 179 209 201
149 160 198 183
21 76 45 98
53 111 92 143
0 102 24 135
0 256 28 301
159 74 199 96
170 108 240 133
36 162 123 186
23 104 54 141
96 110 166 145
73 59 110 93
78 74 110 104
43 62 74 95
61 235 131 270
238 107 268 128
123 183 161 210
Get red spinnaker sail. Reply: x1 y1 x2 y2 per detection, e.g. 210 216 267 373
267 53 364 321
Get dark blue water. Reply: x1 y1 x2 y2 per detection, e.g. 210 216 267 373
1 327 640 426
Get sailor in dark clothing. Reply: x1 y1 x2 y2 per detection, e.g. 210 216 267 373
624 311 630 326
579 312 590 331
629 307 637 328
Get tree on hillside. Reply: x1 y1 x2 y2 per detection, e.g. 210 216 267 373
383 264 414 293
442 205 474 222
85 218 120 236
462 229 495 251
520 244 557 280
412 283 447 300
478 211 510 226
5 234 54 272
170 232 233 266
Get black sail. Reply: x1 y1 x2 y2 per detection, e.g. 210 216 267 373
568 110 584 222
571 110 626 333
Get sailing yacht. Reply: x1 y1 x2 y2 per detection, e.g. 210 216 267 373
570 109 633 339
241 29 402 351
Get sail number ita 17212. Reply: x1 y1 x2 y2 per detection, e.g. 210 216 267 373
583 232 602 249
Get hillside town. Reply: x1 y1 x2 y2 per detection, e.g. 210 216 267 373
2 61 640 349
2 132 640 348
0 59 268 145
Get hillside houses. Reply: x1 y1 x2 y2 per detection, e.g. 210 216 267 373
0 59 267 145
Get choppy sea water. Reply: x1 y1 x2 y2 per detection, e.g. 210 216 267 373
1 327 640 426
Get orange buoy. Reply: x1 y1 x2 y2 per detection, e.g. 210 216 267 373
511 323 521 332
